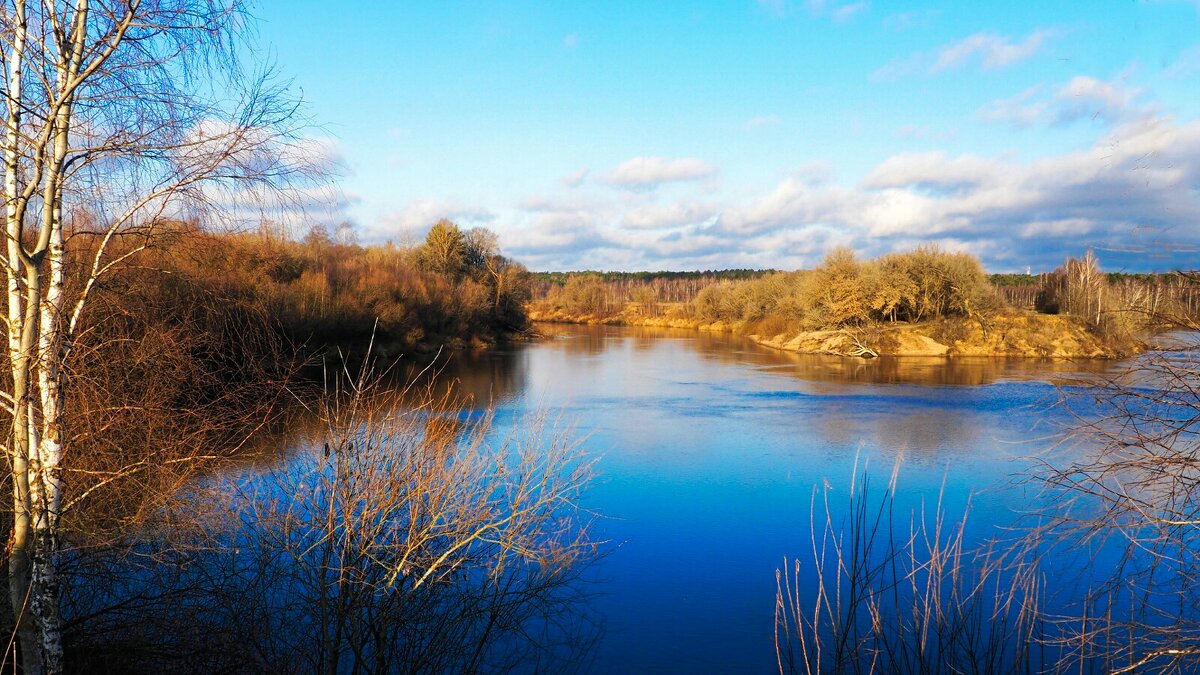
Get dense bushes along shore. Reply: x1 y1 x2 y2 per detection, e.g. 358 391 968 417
87 218 532 359
531 246 1194 356
59 218 531 533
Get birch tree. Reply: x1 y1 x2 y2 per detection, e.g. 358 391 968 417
0 1 320 671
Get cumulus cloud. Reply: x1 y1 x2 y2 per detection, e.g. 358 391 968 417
724 116 1200 269
978 85 1049 126
1054 76 1145 124
981 75 1149 127
864 152 999 192
501 112 1200 272
367 199 494 242
622 203 718 230
501 210 620 270
606 156 718 189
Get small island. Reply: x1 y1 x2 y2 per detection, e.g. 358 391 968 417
529 247 1190 359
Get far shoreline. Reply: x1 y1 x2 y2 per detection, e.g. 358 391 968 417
527 309 1139 360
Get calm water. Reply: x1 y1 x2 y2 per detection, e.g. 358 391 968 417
429 323 1123 673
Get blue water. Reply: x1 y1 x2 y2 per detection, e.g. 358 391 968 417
436 324 1122 673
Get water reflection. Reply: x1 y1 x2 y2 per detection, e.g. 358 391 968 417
526 322 1120 387
408 323 1127 673
401 347 528 407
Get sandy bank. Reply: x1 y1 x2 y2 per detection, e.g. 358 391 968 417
528 307 1131 359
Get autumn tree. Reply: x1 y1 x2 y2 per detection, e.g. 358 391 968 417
418 219 467 276
803 248 870 328
867 254 918 323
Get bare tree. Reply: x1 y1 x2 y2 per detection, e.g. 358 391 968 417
0 1 322 670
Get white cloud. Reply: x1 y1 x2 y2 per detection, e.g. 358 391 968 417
882 9 939 31
458 83 1200 272
622 203 718 229
932 29 1055 72
368 199 494 242
606 156 718 189
1054 75 1144 124
560 167 589 188
507 112 1200 271
978 84 1049 126
832 2 868 22
864 152 999 191
981 75 1149 127
869 54 924 82
722 116 1200 267
746 114 781 129
758 0 868 22
875 28 1056 81
1164 44 1200 78
501 210 617 270
1018 218 1095 238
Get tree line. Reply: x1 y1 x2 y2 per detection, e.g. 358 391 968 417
532 246 1195 346
146 218 533 356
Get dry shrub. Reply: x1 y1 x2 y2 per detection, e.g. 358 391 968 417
1023 333 1200 673
60 372 598 673
775 461 1043 675
58 227 301 541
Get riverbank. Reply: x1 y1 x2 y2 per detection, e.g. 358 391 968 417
527 307 1134 358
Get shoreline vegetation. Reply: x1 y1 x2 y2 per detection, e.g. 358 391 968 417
528 247 1199 359
94 218 534 364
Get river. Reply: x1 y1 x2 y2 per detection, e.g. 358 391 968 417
431 323 1124 673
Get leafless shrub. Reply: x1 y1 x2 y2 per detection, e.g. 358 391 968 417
1021 330 1200 674
59 371 599 673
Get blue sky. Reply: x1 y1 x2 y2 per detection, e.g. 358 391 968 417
253 1 1200 272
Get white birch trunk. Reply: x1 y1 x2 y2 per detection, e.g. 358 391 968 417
26 2 89 668
2 2 44 671
0 0 310 667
